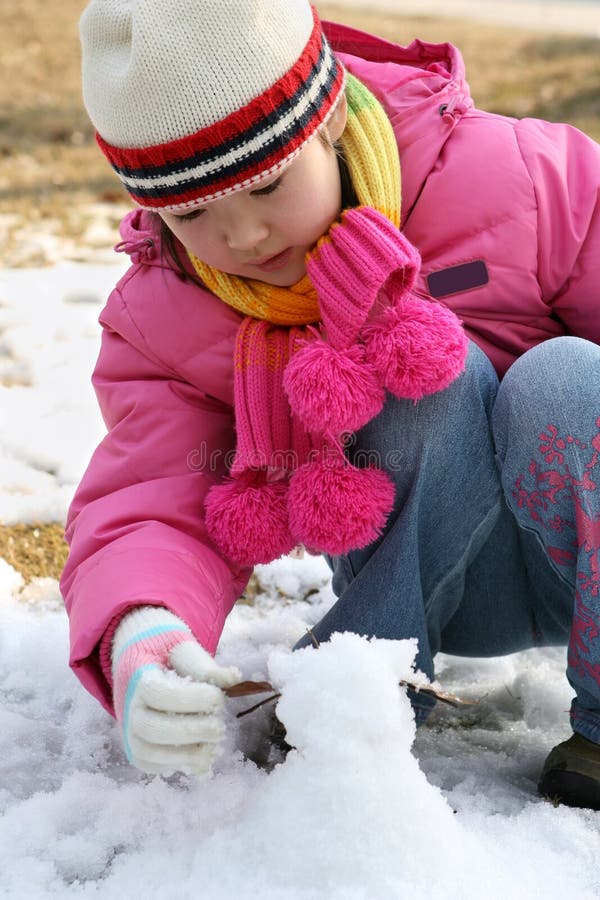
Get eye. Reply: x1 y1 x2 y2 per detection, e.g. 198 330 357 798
173 207 206 223
251 176 283 197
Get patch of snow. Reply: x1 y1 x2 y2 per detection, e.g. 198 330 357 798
0 262 127 523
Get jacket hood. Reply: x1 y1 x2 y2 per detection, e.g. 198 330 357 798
324 19 467 85
324 21 474 223
115 208 158 263
115 207 199 275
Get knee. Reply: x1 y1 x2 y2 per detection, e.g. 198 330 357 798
459 340 500 400
493 337 600 454
500 337 600 404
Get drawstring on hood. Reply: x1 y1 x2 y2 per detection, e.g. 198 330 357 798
114 237 156 265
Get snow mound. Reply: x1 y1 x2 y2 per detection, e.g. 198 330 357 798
1 582 599 900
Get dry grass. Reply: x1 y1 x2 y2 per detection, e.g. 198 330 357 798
1 2 600 580
321 3 600 133
0 523 68 582
0 0 120 195
0 0 132 266
1 1 599 267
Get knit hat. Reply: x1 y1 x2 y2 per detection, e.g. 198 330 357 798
80 0 346 210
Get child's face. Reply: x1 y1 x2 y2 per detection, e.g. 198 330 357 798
159 103 347 286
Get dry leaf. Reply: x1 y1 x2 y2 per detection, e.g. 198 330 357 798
224 680 273 698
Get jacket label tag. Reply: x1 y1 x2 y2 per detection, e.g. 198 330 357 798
427 260 489 299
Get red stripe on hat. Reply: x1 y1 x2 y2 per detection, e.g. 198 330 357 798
125 64 345 208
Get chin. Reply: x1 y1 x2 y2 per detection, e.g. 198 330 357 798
260 264 307 287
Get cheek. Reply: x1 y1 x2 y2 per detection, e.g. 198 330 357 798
165 220 226 267
283 170 341 241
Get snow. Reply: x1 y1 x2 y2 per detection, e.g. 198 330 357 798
0 262 599 899
0 262 126 522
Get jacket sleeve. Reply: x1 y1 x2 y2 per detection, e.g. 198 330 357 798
60 307 250 715
516 117 600 343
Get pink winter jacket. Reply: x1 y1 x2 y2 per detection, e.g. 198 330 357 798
61 21 600 712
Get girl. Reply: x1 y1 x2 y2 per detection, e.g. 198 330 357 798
63 0 600 807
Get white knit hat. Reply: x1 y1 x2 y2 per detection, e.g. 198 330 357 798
80 0 345 210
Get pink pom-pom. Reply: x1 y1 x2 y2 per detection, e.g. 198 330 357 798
363 296 469 400
283 340 385 434
288 458 395 555
205 473 295 566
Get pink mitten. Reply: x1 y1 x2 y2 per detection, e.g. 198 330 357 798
112 606 240 775
284 206 467 434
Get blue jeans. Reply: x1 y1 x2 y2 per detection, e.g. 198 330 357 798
296 338 600 742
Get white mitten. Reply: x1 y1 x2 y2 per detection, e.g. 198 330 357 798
111 606 240 775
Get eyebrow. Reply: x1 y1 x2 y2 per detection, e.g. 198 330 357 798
171 170 286 218
171 206 206 221
250 173 284 194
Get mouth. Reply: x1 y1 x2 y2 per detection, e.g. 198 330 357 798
251 247 293 272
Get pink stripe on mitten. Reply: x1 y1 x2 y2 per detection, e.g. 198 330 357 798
111 606 192 754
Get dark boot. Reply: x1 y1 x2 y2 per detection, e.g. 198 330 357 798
538 733 600 810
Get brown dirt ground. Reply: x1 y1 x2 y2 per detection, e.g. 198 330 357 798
2 1 599 268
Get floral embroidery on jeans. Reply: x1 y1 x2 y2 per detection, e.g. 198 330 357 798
512 418 600 688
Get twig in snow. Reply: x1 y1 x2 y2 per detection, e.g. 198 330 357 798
306 627 320 649
226 674 477 720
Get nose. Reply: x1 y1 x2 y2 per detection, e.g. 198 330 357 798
221 204 270 252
